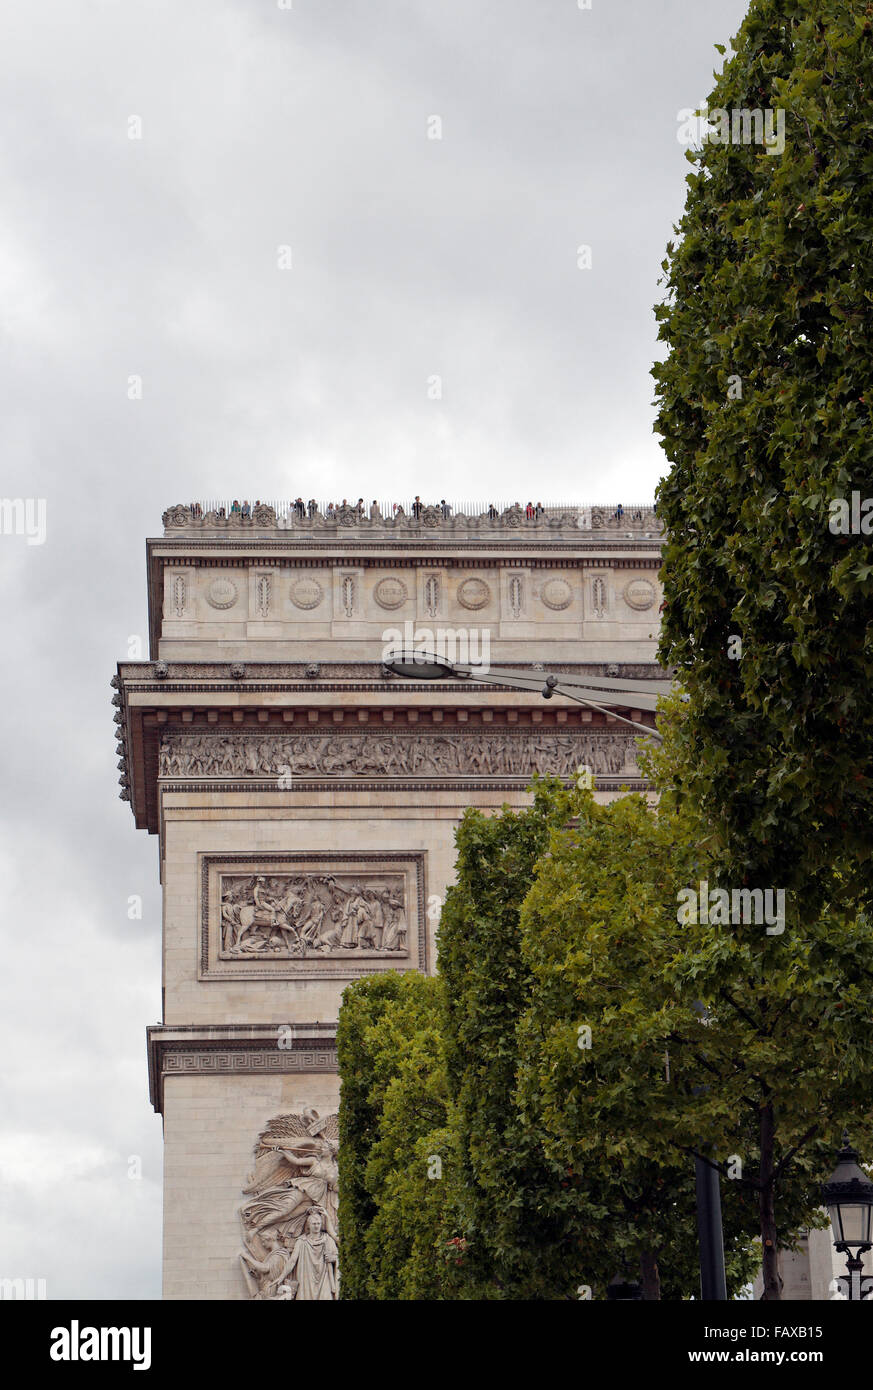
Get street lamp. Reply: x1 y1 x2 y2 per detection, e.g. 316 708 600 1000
382 650 668 740
822 1134 873 1300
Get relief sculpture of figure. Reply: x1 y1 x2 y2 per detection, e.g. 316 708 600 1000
240 1112 339 1237
283 1208 338 1301
339 885 370 948
169 730 622 779
366 889 386 949
296 896 326 947
238 1111 340 1301
239 1229 294 1300
381 892 408 952
220 873 407 958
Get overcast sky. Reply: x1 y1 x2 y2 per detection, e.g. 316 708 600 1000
0 0 749 1299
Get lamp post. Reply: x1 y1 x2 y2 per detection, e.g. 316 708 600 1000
382 650 669 739
821 1134 873 1300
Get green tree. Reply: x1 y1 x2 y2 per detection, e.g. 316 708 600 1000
514 716 873 1300
337 971 456 1299
516 784 761 1299
438 780 592 1298
337 971 409 1299
652 0 873 916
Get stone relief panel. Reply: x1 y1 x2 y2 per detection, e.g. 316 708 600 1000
163 730 642 782
171 574 187 617
239 1109 339 1301
539 577 573 611
373 576 408 610
340 573 356 617
199 853 426 980
205 576 240 610
507 573 524 619
289 576 324 610
622 578 656 611
255 573 272 618
220 871 409 960
592 575 607 620
530 572 577 612
456 577 492 610
423 573 440 618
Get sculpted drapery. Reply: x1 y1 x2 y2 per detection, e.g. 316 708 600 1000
239 1110 340 1301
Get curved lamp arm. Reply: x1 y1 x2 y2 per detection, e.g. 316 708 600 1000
383 651 666 741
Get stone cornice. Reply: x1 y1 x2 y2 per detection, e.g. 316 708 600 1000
113 659 664 833
118 658 667 685
147 1023 338 1114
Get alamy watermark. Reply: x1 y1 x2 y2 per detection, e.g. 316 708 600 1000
828 492 873 535
1 1276 46 1300
0 498 46 545
381 620 491 673
677 102 785 156
677 881 785 935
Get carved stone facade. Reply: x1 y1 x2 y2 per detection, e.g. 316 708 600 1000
199 853 426 981
117 501 665 1299
160 729 640 781
220 872 408 958
239 1110 339 1300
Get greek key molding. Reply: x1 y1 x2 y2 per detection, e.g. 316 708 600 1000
147 1025 338 1113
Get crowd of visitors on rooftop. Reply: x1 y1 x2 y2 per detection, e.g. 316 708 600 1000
185 499 646 523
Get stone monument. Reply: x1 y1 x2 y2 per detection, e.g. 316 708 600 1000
114 498 666 1298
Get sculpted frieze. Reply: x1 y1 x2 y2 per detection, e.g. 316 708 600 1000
160 729 641 779
220 871 408 960
200 852 426 980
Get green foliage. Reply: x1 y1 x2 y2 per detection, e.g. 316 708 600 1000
652 0 873 914
339 764 873 1299
337 972 407 1299
437 780 593 1298
337 971 455 1299
515 786 760 1298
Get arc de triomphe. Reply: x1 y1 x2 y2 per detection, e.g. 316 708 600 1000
114 499 669 1298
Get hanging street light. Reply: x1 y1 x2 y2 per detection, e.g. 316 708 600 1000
382 650 669 740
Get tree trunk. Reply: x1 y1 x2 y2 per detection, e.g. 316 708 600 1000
640 1249 661 1301
759 1100 781 1300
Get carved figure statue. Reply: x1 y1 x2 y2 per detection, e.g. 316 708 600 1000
239 1111 340 1300
283 1208 338 1301
239 1229 294 1300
